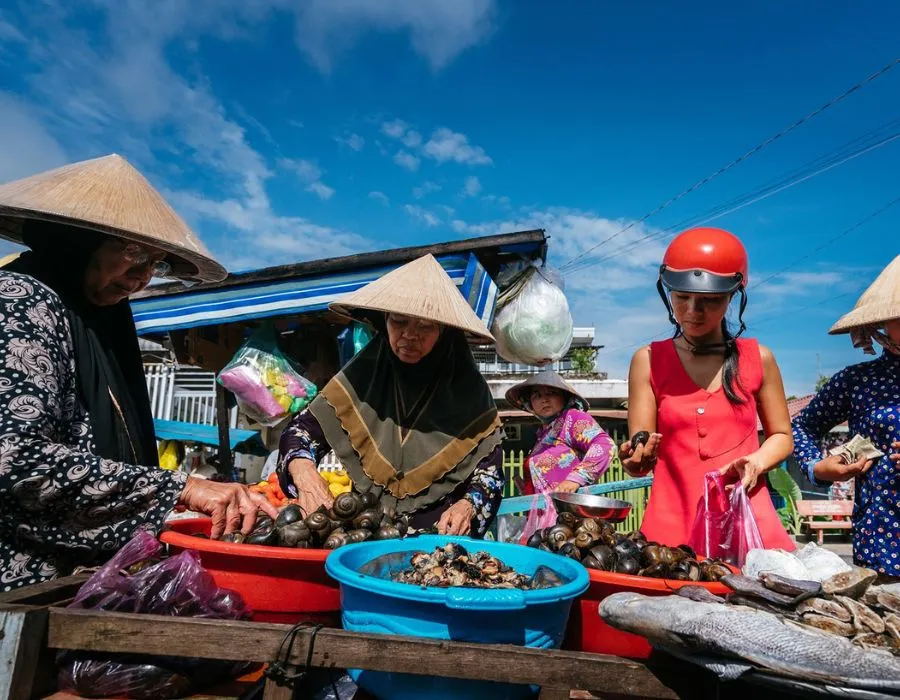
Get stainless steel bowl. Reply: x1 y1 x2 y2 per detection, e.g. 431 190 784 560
550 492 633 523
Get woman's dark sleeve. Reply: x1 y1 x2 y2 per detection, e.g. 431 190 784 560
464 442 505 537
276 409 333 497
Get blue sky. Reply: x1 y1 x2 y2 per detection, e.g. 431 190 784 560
1 0 898 395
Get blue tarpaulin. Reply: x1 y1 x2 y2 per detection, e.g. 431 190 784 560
153 419 265 452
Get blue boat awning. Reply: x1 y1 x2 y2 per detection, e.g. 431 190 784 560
132 253 497 336
154 419 265 452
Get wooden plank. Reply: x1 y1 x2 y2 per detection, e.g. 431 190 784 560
262 679 293 700
538 688 572 700
47 609 680 698
0 575 89 606
0 606 52 700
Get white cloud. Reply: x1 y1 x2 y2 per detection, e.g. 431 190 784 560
381 118 409 139
306 181 336 200
483 193 511 207
423 127 492 165
368 191 389 205
291 0 497 73
402 130 422 148
279 158 336 200
451 219 469 234
462 175 481 197
412 181 442 199
438 204 455 216
335 132 365 151
0 14 25 45
288 119 304 128
0 93 68 183
393 150 421 171
404 204 441 227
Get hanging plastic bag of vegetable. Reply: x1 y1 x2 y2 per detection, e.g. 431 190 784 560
217 322 318 427
491 264 574 366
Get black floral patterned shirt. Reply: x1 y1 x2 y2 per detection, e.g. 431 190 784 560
0 272 186 591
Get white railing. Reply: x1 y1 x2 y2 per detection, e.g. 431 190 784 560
144 363 236 428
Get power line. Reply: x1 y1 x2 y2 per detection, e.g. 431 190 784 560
559 57 900 272
562 125 900 276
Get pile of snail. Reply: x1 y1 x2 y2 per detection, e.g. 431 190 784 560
212 491 410 550
525 512 731 582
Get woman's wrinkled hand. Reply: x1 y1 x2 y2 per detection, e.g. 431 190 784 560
619 432 662 476
287 458 334 516
719 455 768 492
178 477 278 540
554 480 581 494
813 454 874 483
437 499 475 536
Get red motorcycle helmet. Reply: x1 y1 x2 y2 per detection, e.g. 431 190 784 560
657 227 750 338
659 227 749 294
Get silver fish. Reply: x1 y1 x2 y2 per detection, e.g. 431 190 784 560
598 592 900 690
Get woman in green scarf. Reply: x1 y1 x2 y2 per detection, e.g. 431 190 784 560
277 255 504 537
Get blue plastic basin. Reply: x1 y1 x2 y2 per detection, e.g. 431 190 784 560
325 535 589 700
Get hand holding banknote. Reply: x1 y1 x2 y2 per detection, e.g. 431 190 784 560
814 434 883 483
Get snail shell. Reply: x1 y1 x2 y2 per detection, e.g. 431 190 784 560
277 522 311 547
360 491 379 510
305 511 333 534
353 508 384 531
347 528 372 544
275 504 304 529
545 525 573 550
323 530 350 550
376 525 401 540
556 512 579 530
558 543 582 561
526 531 545 549
332 492 363 520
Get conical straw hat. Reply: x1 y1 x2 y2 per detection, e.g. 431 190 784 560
829 254 900 334
0 154 226 282
505 369 588 411
329 254 494 342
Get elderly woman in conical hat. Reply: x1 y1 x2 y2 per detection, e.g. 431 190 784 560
792 254 900 577
0 155 276 591
505 370 615 496
277 255 504 537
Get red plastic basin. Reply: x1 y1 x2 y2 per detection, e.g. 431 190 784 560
563 565 734 658
160 518 340 625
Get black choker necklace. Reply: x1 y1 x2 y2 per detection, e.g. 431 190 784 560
679 336 727 356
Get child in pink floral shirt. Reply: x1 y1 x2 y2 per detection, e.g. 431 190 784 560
506 370 616 495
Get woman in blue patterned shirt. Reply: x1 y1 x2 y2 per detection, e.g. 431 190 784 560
792 255 900 576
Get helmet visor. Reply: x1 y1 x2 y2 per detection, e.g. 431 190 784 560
660 268 743 294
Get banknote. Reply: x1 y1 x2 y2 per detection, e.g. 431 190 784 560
828 434 884 464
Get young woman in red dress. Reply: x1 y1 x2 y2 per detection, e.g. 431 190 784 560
619 227 794 550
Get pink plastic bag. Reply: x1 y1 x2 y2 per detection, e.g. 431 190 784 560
687 471 763 567
59 532 253 698
518 488 559 545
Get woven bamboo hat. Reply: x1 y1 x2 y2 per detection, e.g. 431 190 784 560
0 154 226 283
505 369 588 412
829 254 900 334
329 254 494 342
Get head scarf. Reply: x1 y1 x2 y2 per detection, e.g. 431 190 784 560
309 316 500 516
850 324 900 356
3 221 158 466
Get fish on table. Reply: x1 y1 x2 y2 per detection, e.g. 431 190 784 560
598 592 900 692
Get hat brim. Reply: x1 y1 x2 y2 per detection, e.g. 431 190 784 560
0 209 226 283
328 301 495 344
505 373 588 412
828 303 900 335
661 269 743 294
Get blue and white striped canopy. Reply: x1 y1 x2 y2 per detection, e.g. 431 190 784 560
131 253 497 337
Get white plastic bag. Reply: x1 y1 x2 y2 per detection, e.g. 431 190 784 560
491 264 574 366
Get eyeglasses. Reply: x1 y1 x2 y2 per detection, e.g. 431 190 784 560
121 243 173 278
